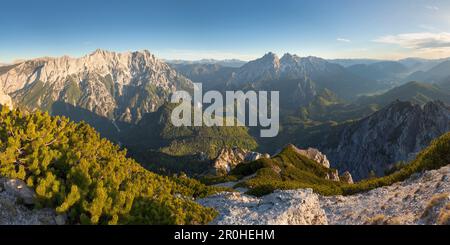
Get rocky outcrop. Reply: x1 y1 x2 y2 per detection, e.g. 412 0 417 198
295 147 330 168
197 189 328 225
287 144 352 183
198 165 450 225
0 177 57 225
340 171 354 184
0 49 193 123
321 100 450 180
211 147 270 176
326 169 340 182
0 90 12 109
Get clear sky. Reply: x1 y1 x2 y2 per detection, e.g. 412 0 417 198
1 0 450 63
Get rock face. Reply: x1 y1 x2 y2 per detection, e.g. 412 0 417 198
198 165 450 225
0 49 193 123
211 147 269 176
0 178 57 225
322 100 450 180
197 189 328 225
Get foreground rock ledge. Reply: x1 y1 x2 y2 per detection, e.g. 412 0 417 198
197 189 328 225
198 165 450 225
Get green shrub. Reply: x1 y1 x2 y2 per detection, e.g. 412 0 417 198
0 106 218 224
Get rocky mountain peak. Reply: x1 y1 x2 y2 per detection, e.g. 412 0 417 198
262 51 279 60
228 52 281 84
280 53 300 62
0 49 193 123
90 48 109 56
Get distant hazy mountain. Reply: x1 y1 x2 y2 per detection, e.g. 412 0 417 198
228 52 380 100
321 100 450 179
328 59 386 67
166 59 246 68
169 63 238 90
330 57 450 75
356 81 450 106
399 57 450 73
0 49 193 123
346 61 408 83
438 79 450 92
404 60 450 84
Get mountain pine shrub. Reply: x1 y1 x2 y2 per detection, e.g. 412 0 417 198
0 106 219 224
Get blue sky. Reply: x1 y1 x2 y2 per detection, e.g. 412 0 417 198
1 0 450 63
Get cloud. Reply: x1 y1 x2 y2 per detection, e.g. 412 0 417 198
337 38 351 43
426 5 439 11
374 32 450 49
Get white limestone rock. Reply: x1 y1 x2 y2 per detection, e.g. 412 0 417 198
198 189 328 225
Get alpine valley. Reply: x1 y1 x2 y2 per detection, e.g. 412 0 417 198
0 49 449 225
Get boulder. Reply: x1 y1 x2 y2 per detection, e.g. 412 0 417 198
340 171 354 184
197 189 328 225
55 214 67 225
4 179 36 205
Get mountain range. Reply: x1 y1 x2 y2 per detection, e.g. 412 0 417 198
0 49 449 226
0 49 449 182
